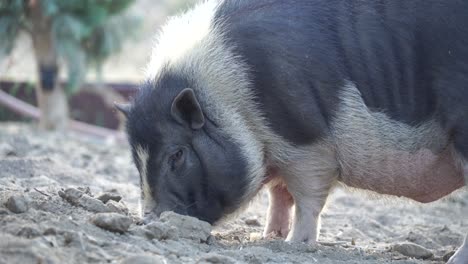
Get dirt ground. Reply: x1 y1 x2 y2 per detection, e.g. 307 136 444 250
0 122 466 264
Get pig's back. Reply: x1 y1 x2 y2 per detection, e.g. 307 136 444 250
215 0 468 146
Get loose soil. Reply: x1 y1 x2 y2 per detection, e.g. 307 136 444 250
0 123 466 263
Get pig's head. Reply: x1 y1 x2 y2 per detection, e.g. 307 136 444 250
117 78 254 224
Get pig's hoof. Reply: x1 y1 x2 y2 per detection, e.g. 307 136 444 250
263 226 289 239
285 233 316 244
264 230 288 239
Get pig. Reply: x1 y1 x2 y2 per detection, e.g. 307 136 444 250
116 0 468 262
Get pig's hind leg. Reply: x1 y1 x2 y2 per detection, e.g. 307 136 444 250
263 183 294 238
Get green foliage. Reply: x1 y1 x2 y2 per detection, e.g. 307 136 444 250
0 15 20 57
0 0 139 94
0 0 25 13
0 0 27 58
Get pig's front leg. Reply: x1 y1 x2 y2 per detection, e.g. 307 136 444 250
284 146 338 243
263 183 294 238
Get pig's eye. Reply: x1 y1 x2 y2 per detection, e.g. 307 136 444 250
169 149 184 169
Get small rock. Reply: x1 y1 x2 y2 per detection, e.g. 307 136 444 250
43 227 57 236
59 188 109 213
120 255 166 264
392 242 433 259
106 200 129 215
91 213 132 233
5 194 29 213
0 208 9 215
77 186 92 195
196 253 237 264
145 222 178 240
58 188 84 203
63 231 85 249
79 195 110 213
97 192 122 203
130 221 178 241
244 217 261 226
0 142 16 157
160 211 211 242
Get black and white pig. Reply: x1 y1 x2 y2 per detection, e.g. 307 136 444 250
116 0 468 262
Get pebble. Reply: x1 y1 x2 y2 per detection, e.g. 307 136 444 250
106 200 129 215
5 194 29 213
59 188 110 213
392 242 433 259
91 213 132 233
160 211 211 242
97 192 122 203
79 195 111 212
244 217 261 226
120 255 166 264
58 188 83 202
0 142 16 157
142 221 178 240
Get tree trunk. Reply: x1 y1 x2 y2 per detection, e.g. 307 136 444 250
28 1 69 130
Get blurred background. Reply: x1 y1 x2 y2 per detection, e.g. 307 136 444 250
0 0 197 135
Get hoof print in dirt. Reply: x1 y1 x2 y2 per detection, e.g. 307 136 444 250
196 253 237 264
59 187 110 213
131 221 178 241
391 242 434 259
91 212 132 233
159 211 212 242
96 192 122 203
5 194 29 213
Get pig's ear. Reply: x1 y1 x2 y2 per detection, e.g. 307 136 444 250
114 102 131 118
171 88 205 129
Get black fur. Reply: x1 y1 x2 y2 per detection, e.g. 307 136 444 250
215 0 468 150
126 75 249 224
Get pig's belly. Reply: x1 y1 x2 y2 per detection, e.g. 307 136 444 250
338 146 465 203
332 84 465 203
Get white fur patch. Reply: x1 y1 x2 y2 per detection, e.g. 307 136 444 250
145 0 219 80
135 145 156 215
